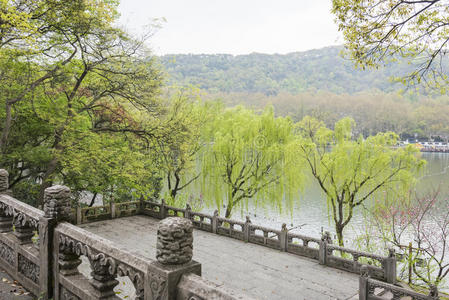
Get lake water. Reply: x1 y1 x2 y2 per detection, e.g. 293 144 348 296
199 152 449 247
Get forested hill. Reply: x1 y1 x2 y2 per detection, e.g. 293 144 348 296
159 46 413 95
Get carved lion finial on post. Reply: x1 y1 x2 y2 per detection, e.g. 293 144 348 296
429 285 438 298
43 185 72 221
388 247 395 258
0 169 9 193
321 231 332 244
156 217 193 265
245 215 251 224
213 209 219 217
360 265 370 277
281 223 287 231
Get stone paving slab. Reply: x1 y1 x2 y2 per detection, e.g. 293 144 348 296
0 267 34 300
80 215 360 300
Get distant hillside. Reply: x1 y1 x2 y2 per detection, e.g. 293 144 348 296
159 46 416 95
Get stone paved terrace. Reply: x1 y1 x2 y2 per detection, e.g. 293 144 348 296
79 215 360 300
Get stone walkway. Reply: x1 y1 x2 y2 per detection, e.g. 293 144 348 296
80 215 360 300
0 268 34 300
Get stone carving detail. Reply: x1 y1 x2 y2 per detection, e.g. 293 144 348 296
368 278 435 300
0 202 39 229
44 185 72 221
59 234 145 299
18 254 39 284
156 217 193 265
0 169 8 192
0 240 14 265
321 231 332 244
60 285 81 300
148 272 167 300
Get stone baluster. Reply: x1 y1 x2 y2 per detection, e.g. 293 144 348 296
211 209 219 234
88 252 119 299
319 231 332 265
429 285 439 299
0 169 12 232
58 250 82 276
160 199 167 219
13 217 34 245
384 248 397 284
46 185 75 299
185 203 192 220
147 217 201 300
359 265 370 300
243 215 251 242
280 223 288 252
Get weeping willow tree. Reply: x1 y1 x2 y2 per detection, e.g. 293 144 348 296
295 116 425 246
199 105 303 218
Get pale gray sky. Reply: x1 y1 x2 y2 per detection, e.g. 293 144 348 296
117 0 342 55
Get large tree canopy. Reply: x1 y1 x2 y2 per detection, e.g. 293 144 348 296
0 0 172 206
332 0 449 91
295 117 424 246
199 106 304 218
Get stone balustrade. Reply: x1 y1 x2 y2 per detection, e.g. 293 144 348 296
141 199 397 283
0 169 254 300
359 266 438 300
0 168 406 299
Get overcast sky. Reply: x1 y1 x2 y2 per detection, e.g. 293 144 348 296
117 0 342 55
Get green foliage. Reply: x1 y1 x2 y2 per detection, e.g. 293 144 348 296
199 105 304 218
332 0 449 91
153 87 215 200
295 117 425 246
0 0 167 206
160 47 426 95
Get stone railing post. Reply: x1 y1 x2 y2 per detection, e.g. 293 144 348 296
359 265 369 300
0 169 12 232
110 201 116 219
243 216 251 242
185 203 192 220
160 199 167 219
280 223 288 252
429 285 439 299
385 248 397 284
211 210 218 234
76 205 82 225
319 231 331 265
139 195 144 214
42 185 72 299
147 217 201 300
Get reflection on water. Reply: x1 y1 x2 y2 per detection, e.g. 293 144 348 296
205 152 449 246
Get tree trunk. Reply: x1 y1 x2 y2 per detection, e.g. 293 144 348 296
225 206 232 219
37 156 59 207
336 224 344 247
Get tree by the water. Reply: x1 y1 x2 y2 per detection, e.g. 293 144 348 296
200 106 303 218
295 116 424 246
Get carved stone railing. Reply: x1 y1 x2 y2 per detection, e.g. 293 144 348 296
141 199 397 283
359 266 438 300
0 169 269 300
287 232 321 259
324 244 396 283
0 170 73 299
0 193 44 297
115 200 140 218
54 221 201 300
